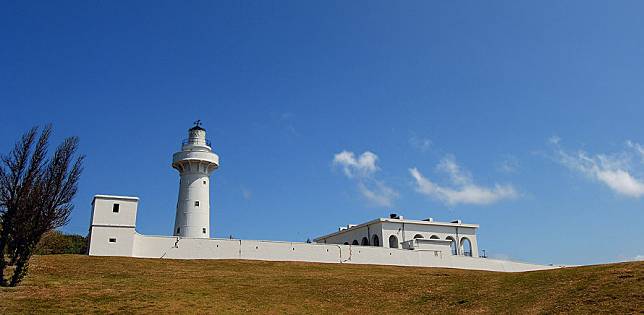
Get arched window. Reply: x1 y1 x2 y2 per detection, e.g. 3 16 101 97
361 237 369 246
388 235 399 248
343 242 349 245
446 236 457 255
461 237 472 257
414 234 424 239
429 235 440 239
372 235 380 247
352 240 359 245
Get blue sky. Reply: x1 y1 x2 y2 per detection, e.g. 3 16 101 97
2 1 643 265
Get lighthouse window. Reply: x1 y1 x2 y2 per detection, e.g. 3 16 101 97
203 180 206 185
109 238 116 243
202 228 206 234
194 201 200 207
112 204 120 213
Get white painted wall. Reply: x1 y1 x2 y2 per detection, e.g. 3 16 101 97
88 195 139 257
90 195 138 227
172 127 219 238
88 195 556 272
88 226 136 256
316 224 382 246
317 220 480 258
125 234 554 272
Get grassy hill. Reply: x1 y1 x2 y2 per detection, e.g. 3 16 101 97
1 255 642 314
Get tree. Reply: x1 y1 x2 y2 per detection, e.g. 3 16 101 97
0 125 83 287
34 230 88 255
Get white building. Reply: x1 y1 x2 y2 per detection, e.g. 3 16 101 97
314 215 479 258
171 122 219 238
87 123 558 272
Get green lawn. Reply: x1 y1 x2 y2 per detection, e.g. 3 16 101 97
1 255 642 314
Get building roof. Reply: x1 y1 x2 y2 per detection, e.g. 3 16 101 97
92 194 139 204
189 125 206 131
313 217 479 241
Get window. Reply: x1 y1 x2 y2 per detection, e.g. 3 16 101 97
389 235 399 248
352 240 359 245
202 228 207 234
446 236 457 255
112 204 120 213
176 227 180 234
414 234 424 239
203 180 207 185
372 235 380 247
361 237 369 246
461 238 473 257
109 238 116 243
194 201 200 207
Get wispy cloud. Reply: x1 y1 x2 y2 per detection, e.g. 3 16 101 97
409 134 432 152
497 156 519 174
241 186 252 200
279 112 298 136
357 181 398 208
627 140 644 162
552 138 644 198
409 156 518 205
333 151 397 207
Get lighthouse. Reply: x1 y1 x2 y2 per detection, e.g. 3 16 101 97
172 121 219 238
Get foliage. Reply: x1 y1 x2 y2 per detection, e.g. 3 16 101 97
0 125 83 287
33 230 87 255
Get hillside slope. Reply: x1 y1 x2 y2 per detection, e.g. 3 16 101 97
1 255 642 314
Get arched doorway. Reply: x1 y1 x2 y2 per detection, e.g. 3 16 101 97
388 235 399 248
414 234 424 239
446 236 457 255
361 237 369 246
461 237 472 257
352 240 359 245
372 235 380 247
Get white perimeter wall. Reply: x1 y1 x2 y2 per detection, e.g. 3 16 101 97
87 196 555 272
101 233 556 272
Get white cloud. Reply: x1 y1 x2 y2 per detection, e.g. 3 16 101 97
333 151 379 178
357 181 398 207
634 255 644 261
409 156 518 205
553 139 644 198
409 135 432 152
627 140 644 162
436 156 471 186
333 150 397 207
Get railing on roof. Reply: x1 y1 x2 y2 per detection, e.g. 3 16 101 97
182 138 212 147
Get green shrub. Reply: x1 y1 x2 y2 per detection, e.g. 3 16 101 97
34 231 88 255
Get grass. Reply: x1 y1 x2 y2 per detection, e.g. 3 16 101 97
1 255 642 314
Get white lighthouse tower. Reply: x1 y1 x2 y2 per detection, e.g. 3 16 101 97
172 121 219 238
